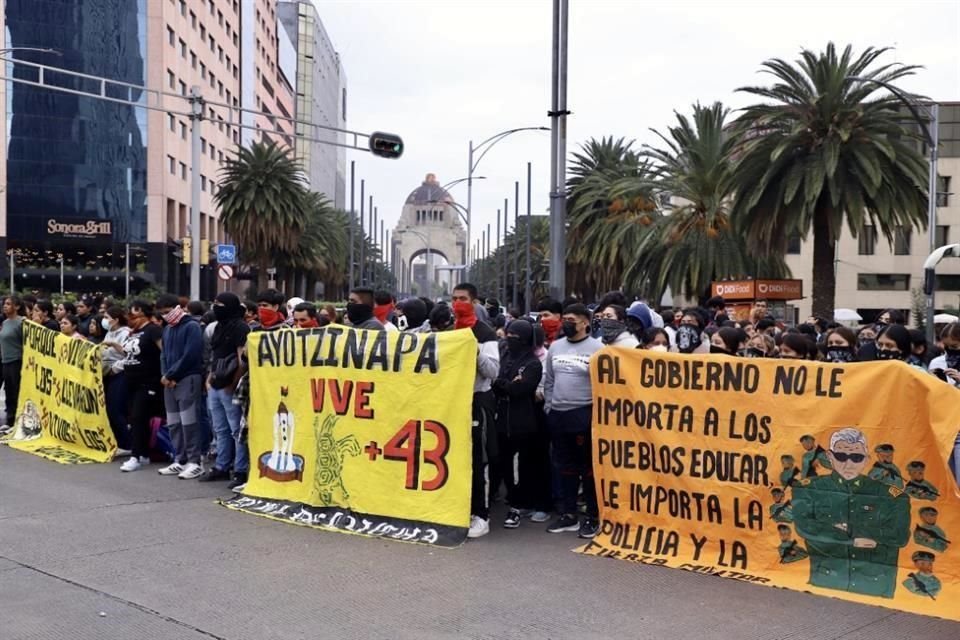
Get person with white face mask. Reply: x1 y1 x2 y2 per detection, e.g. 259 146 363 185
100 306 132 455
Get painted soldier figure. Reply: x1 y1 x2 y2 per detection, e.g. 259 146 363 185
769 487 794 523
867 443 903 489
780 454 800 488
800 434 832 478
902 551 940 599
778 524 808 564
914 507 950 553
792 428 911 598
904 461 939 501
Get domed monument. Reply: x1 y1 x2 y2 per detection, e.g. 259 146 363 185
392 174 466 296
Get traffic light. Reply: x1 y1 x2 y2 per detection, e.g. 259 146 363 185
200 238 210 265
369 132 404 159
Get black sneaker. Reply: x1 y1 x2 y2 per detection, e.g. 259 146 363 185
227 471 248 490
198 467 231 483
503 509 521 529
578 517 599 539
546 513 579 533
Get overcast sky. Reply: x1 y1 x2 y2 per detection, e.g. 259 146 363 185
316 0 960 265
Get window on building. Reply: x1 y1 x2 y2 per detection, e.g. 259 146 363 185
936 225 950 247
200 62 206 79
934 275 960 290
218 46 224 63
786 232 802 254
209 35 215 53
858 225 878 255
179 0 186 17
201 175 207 192
190 10 197 29
179 39 187 58
218 10 224 26
218 81 224 97
180 122 187 140
200 25 206 39
167 69 175 89
167 26 175 46
190 51 197 69
939 175 952 207
201 138 207 153
179 80 187 96
218 150 224 162
894 226 911 255
180 162 187 180
168 114 175 132
209 144 215 160
168 155 176 175
857 274 910 291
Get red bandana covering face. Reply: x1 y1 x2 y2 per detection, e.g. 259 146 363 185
258 307 283 328
452 300 477 329
296 317 319 329
163 306 186 326
540 317 561 344
373 303 393 324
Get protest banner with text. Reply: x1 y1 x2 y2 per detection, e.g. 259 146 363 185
222 325 475 547
580 348 960 620
1 321 115 463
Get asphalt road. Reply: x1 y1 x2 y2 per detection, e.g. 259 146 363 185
1 446 958 640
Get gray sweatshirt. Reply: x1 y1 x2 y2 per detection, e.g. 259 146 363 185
544 335 602 413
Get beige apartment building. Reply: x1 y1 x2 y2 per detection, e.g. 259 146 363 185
781 103 960 325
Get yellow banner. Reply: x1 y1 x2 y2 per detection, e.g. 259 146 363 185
1 321 115 463
580 348 960 620
222 326 476 546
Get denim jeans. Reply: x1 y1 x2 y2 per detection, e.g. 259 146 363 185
208 386 247 473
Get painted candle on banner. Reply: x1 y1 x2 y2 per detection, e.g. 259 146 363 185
1 321 115 463
579 348 960 621
222 325 476 546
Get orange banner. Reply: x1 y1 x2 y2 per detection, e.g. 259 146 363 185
579 349 960 620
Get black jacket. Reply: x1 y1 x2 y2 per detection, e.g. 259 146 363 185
493 348 543 437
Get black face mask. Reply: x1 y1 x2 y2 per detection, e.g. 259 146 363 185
600 319 626 345
825 346 855 363
858 337 874 348
945 347 960 370
346 302 373 325
710 344 732 355
876 348 901 361
506 336 526 354
742 347 766 358
213 305 230 323
676 325 701 354
561 321 578 339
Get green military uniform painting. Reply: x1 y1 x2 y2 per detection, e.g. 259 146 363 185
902 551 941 600
904 461 939 501
792 427 911 599
914 507 950 553
778 524 808 564
769 487 793 523
800 434 832 478
780 454 800 488
867 444 903 489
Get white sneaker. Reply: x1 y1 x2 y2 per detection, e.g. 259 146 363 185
231 482 246 493
178 462 203 479
467 516 490 539
158 463 184 476
120 456 150 472
530 511 550 523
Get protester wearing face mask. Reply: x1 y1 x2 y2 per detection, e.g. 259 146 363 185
596 304 638 348
643 327 671 351
907 329 931 368
860 310 905 361
875 324 913 365
675 309 708 354
536 298 564 347
823 327 858 364
744 333 775 358
200 293 250 484
373 290 399 332
291 302 321 329
118 300 164 472
492 320 551 529
451 284 501 539
99 307 132 454
395 297 428 332
779 332 816 360
344 287 384 330
623 302 653 344
543 304 603 539
155 294 206 480
929 323 960 386
709 327 741 356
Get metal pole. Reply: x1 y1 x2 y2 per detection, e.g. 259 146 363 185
368 195 374 286
60 255 65 296
496 209 501 301
466 140 473 281
349 160 355 292
188 86 203 300
926 103 940 343
125 243 130 299
513 180 520 310
8 252 13 294
525 162 532 314
359 180 365 287
485 223 491 293
373 206 379 286
548 0 568 300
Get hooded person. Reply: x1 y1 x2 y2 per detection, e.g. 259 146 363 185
201 292 250 483
625 302 653 343
492 319 552 527
597 304 639 348
284 297 305 326
345 287 385 331
396 297 428 332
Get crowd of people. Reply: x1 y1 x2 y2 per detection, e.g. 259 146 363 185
0 285 958 540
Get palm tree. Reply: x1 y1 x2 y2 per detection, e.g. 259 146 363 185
626 102 789 301
730 44 929 316
278 192 348 297
214 141 309 289
566 137 653 298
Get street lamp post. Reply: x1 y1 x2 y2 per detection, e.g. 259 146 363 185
466 127 549 280
849 76 939 342
403 229 431 295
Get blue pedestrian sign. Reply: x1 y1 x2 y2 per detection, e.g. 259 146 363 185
216 244 237 265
